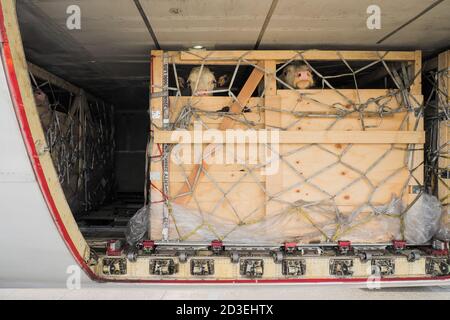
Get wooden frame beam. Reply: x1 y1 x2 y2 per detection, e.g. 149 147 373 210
154 130 425 145
178 50 416 62
27 62 101 103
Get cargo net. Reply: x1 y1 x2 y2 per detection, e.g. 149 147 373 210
29 70 115 214
423 62 450 239
424 65 450 204
145 51 446 246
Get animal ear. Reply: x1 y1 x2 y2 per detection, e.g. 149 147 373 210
217 74 229 87
283 65 292 75
177 76 185 89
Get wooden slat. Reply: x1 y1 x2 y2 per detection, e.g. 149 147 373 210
406 94 424 206
28 62 80 95
411 50 422 95
264 60 281 217
278 89 422 113
150 50 163 128
179 50 416 62
28 62 103 104
220 62 264 129
155 130 425 144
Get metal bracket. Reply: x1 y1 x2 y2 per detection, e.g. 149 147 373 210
240 259 264 278
330 259 354 277
425 257 450 276
161 52 170 241
150 90 169 99
102 258 127 275
282 259 306 276
149 259 178 275
191 259 214 276
372 259 395 276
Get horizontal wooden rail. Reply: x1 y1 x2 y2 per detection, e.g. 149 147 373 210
154 130 425 144
177 50 416 62
28 62 102 103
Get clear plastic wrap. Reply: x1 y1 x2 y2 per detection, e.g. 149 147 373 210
404 193 443 244
148 193 404 243
125 206 150 245
435 207 450 240
145 190 446 244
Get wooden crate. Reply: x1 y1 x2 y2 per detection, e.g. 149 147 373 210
149 50 424 244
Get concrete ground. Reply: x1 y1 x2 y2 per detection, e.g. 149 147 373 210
1 285 449 300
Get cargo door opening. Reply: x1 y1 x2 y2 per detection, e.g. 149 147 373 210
25 52 426 246
9 0 448 281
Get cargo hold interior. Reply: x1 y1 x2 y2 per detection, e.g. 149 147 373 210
17 18 408 243
10 0 449 281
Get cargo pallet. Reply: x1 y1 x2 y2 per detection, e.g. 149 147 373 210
97 49 450 283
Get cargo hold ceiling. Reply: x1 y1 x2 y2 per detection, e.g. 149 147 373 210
16 0 450 109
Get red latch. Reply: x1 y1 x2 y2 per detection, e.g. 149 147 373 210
338 240 351 248
283 242 297 252
392 240 407 250
142 240 155 251
211 240 224 252
106 240 123 256
338 240 352 253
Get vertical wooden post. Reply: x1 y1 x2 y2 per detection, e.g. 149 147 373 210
405 51 424 208
263 60 283 217
148 51 164 238
150 50 163 128
411 50 422 95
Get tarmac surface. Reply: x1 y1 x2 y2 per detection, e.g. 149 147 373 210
1 285 449 300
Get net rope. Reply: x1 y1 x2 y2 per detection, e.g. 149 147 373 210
150 50 427 243
29 71 115 213
424 63 449 207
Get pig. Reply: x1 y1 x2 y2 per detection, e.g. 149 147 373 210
280 63 315 89
33 89 52 132
178 66 228 96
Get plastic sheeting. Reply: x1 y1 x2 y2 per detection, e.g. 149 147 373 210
138 192 445 244
146 192 405 243
436 215 450 241
404 193 443 244
125 206 150 245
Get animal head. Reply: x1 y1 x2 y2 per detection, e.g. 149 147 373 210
281 63 315 89
33 89 49 108
178 67 228 96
